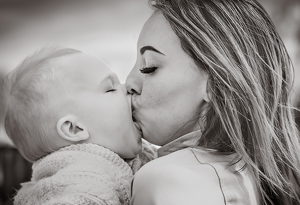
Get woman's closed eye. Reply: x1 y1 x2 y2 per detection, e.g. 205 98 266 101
139 66 158 74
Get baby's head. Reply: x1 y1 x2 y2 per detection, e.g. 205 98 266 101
3 47 142 162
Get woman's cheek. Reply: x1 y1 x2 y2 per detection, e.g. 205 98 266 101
144 79 172 107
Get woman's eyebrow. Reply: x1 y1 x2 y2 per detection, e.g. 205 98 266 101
140 46 165 55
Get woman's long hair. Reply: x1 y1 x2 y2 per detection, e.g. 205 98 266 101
151 0 300 204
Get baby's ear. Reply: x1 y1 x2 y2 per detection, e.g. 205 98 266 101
57 116 89 142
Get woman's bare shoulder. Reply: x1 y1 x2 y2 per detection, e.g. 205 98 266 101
131 148 225 205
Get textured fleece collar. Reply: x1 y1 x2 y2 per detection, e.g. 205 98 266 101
32 143 132 181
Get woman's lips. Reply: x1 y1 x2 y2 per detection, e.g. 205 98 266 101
131 95 143 136
133 121 143 138
132 112 143 136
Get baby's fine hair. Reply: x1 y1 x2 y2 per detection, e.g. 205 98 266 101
2 47 80 162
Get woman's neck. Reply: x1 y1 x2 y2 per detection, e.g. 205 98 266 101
157 130 202 157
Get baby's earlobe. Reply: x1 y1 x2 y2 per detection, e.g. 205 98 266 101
57 116 89 142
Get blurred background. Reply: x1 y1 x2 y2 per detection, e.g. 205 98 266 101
0 0 299 204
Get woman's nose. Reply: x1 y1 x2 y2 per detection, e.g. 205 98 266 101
125 65 142 95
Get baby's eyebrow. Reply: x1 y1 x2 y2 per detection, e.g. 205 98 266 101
102 73 119 84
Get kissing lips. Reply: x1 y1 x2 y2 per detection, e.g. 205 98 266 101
131 95 143 136
134 121 143 138
132 113 143 137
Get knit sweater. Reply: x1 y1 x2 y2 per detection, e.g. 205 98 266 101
14 143 137 205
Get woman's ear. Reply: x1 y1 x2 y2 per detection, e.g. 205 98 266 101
57 116 89 142
203 82 211 103
203 89 210 103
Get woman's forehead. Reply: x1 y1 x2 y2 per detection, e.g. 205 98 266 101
137 12 181 54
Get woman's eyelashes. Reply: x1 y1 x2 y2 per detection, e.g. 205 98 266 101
139 66 158 74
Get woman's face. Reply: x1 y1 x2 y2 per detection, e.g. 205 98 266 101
126 11 209 146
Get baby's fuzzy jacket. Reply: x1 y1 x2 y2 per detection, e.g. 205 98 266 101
14 143 148 205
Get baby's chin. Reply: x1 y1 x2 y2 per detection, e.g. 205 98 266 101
136 139 143 152
132 132 143 154
122 145 142 159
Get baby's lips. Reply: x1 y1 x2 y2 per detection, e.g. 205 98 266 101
133 121 143 136
126 93 132 112
131 95 136 112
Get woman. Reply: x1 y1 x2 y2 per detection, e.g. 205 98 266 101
126 0 300 204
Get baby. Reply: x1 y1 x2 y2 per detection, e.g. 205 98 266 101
2 47 156 205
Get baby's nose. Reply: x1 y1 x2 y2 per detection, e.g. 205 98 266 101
120 84 127 94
